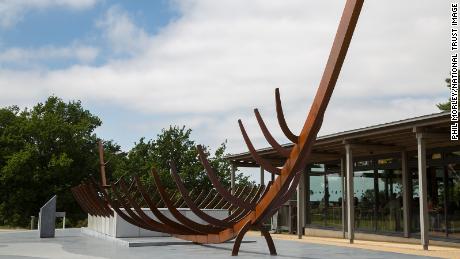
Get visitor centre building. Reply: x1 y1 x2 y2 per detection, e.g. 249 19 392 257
226 111 460 248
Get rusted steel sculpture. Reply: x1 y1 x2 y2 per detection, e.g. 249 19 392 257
72 0 363 256
71 180 248 215
71 181 113 218
172 0 363 254
71 178 262 234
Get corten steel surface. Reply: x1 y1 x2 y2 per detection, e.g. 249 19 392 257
180 0 362 253
176 0 362 252
71 182 113 218
72 0 363 256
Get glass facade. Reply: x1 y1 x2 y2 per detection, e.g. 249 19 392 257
447 162 460 239
409 149 460 239
353 169 375 232
307 164 343 229
348 158 403 234
303 146 460 242
376 169 403 233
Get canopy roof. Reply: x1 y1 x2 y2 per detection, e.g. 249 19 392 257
226 112 453 167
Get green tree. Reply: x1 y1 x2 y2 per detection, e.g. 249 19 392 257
0 96 102 226
437 77 451 111
112 126 250 192
0 97 251 227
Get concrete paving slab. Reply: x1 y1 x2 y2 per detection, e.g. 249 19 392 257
257 232 460 259
0 229 439 259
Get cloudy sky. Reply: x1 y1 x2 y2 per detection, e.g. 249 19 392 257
0 0 450 166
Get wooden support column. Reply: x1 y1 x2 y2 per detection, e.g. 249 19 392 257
297 171 306 239
341 158 346 239
260 167 265 187
231 164 236 195
416 134 429 250
345 144 354 243
401 151 411 238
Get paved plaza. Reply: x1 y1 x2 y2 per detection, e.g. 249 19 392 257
0 229 441 259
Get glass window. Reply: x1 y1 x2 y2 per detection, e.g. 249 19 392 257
411 168 420 232
309 174 325 226
354 170 375 232
448 163 460 240
324 172 342 228
306 163 343 229
411 161 460 241
376 169 403 233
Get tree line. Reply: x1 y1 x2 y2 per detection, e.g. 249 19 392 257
0 96 250 227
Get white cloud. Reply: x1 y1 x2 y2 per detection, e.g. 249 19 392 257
0 45 99 65
0 1 450 153
96 6 151 56
0 0 98 28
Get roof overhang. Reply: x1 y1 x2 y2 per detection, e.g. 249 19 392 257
226 112 455 167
